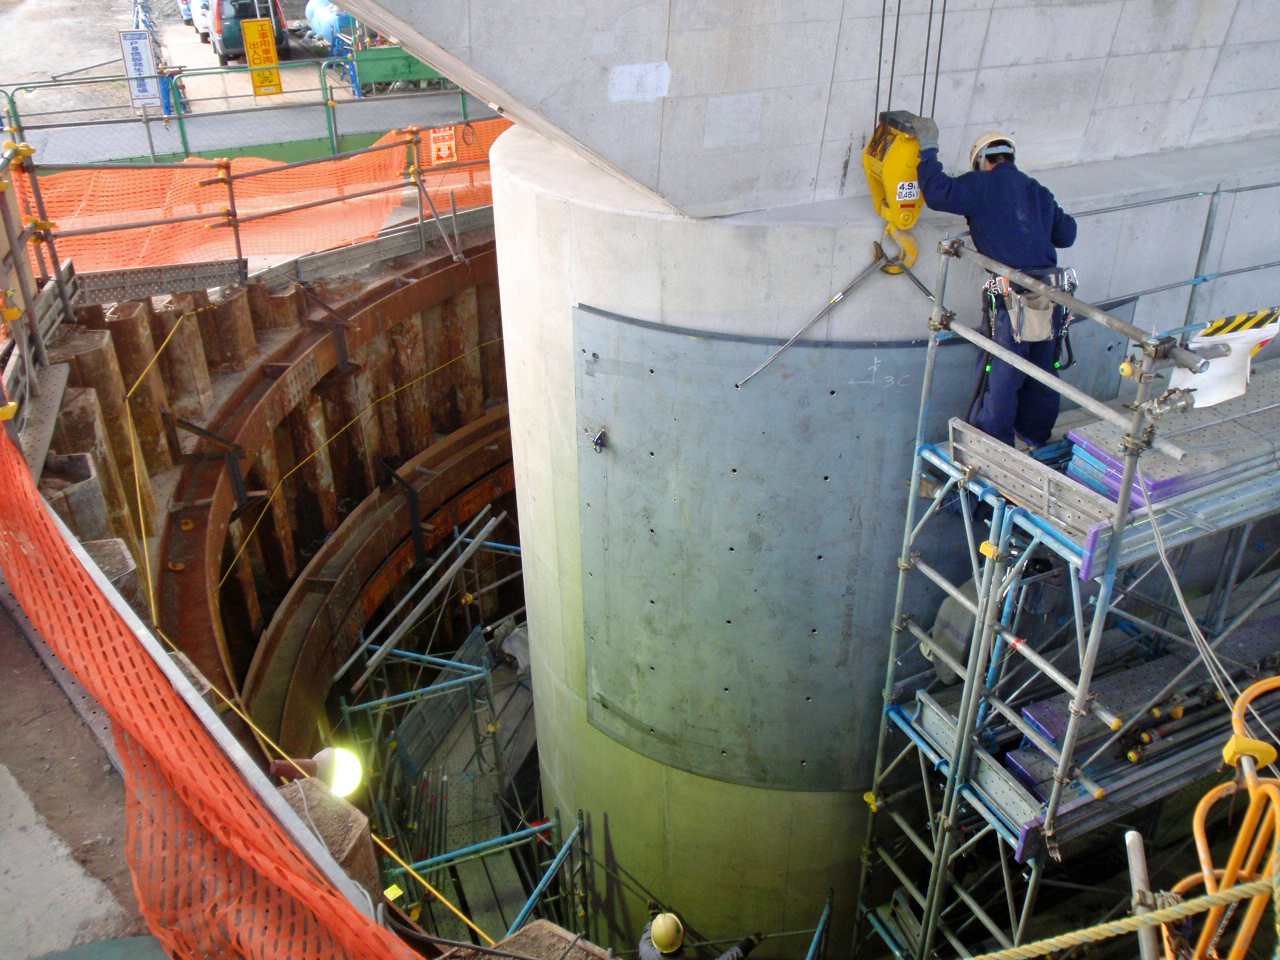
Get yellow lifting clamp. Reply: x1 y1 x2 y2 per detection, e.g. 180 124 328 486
0 401 17 421
862 111 923 274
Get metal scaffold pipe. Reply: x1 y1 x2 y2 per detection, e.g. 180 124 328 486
853 242 952 922
945 240 1206 372
939 320 1188 461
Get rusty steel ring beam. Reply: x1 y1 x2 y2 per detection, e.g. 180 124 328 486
243 407 513 753
158 244 499 701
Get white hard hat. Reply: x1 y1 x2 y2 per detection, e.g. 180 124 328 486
970 131 1016 170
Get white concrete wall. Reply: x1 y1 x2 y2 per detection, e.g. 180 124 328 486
333 0 1276 216
491 121 1280 952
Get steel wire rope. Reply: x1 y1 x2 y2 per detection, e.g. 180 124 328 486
919 0 937 115
929 0 949 116
116 318 503 945
1136 468 1280 778
218 335 504 589
885 0 904 114
873 0 890 123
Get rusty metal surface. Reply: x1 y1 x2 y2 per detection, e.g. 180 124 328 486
157 244 499 699
278 464 515 755
242 407 511 747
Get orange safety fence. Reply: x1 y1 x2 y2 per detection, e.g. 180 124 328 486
0 426 420 960
14 117 511 273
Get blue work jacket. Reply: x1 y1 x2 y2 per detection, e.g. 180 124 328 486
917 147 1077 272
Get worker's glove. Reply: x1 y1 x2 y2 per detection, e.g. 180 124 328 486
908 115 940 153
647 898 662 917
738 933 765 957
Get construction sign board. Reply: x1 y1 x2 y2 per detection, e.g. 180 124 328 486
242 19 282 96
119 30 163 108
430 127 457 165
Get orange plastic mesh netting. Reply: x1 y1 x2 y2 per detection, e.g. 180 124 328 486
0 427 420 960
15 117 511 272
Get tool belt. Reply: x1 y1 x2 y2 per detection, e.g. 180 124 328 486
979 266 1078 368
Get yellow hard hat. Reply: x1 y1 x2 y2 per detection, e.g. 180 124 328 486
652 913 685 954
970 130 1016 171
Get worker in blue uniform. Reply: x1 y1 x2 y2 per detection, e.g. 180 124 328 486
906 119 1078 448
640 901 764 960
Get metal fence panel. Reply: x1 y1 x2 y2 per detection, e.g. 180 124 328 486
182 103 331 153
24 117 185 164
333 95 498 139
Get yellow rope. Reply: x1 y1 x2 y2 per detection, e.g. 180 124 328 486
117 314 501 945
125 308 199 399
124 403 157 624
217 335 503 589
148 620 496 945
121 308 199 622
967 877 1273 960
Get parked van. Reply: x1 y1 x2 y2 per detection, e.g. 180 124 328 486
211 0 291 66
192 0 212 42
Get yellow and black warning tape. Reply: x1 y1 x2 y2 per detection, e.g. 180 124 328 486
1201 307 1279 337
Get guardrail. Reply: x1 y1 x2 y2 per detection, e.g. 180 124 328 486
0 143 76 473
11 117 508 275
1 60 492 165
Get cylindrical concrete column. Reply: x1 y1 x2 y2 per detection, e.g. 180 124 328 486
365 334 401 462
250 433 298 589
490 126 977 954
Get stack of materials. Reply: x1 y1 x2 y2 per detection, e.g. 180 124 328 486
1003 615 1280 823
1065 365 1280 507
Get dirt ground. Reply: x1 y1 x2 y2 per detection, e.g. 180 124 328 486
445 920 608 960
0 604 145 943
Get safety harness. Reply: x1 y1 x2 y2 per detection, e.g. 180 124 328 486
967 267 1078 424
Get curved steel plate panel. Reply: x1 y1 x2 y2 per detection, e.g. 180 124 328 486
575 305 980 790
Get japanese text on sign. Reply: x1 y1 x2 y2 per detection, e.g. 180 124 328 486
119 30 163 108
242 19 282 96
430 127 457 165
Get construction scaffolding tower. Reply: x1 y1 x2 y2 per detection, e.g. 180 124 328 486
854 238 1280 959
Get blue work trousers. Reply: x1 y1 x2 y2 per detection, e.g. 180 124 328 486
969 302 1063 448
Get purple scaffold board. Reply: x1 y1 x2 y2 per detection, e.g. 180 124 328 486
1005 745 1103 802
1065 365 1280 509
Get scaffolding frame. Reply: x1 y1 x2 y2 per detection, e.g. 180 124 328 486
854 238 1280 959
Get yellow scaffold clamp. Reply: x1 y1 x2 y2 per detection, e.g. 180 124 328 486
4 141 35 166
1221 732 1278 769
862 111 923 274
